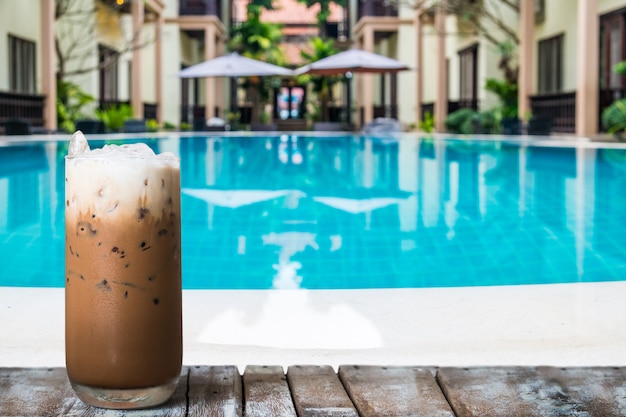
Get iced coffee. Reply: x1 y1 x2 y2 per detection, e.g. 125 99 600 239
65 132 182 409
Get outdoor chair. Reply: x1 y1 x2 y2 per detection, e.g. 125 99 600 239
527 117 552 136
361 118 402 135
3 118 32 135
313 122 343 132
122 119 147 133
75 119 106 134
501 117 522 135
250 123 277 131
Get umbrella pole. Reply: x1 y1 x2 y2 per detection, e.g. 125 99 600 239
345 72 352 127
230 77 238 116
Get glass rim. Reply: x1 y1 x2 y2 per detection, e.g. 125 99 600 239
65 153 180 161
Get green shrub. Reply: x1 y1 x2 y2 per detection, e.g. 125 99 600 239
602 98 626 139
95 104 133 132
445 108 476 134
446 108 498 134
419 111 435 133
146 119 159 132
56 80 95 133
485 78 518 118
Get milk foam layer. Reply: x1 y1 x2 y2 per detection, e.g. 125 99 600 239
66 131 179 221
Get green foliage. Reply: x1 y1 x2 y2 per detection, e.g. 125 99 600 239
95 103 133 132
298 37 340 93
228 3 285 123
163 121 176 130
180 122 192 131
445 108 475 133
305 100 322 123
614 61 626 76
445 108 497 134
485 77 518 118
296 0 345 27
56 80 95 133
146 119 159 132
602 98 626 139
419 111 435 133
299 37 340 122
602 62 626 138
228 6 283 63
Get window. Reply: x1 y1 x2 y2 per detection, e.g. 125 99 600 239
600 13 625 90
458 44 478 107
99 44 119 102
537 34 563 94
8 34 36 94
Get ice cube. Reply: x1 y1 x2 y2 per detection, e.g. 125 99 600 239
68 131 90 156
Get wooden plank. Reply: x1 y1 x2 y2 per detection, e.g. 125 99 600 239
0 367 77 416
338 365 455 417
187 365 242 417
0 367 188 416
243 365 297 417
287 365 359 417
437 366 626 417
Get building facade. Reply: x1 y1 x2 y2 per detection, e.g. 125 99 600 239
2 0 626 135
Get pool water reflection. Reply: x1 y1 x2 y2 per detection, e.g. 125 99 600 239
1 135 625 289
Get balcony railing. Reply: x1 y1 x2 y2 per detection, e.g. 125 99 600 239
179 0 222 18
357 0 398 20
421 99 478 121
0 91 45 127
530 91 576 133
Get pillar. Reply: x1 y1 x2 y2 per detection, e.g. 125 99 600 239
215 38 224 118
518 0 534 121
576 0 599 136
41 0 56 131
434 0 447 132
155 14 164 124
415 7 423 130
131 0 144 119
204 25 216 121
362 27 375 125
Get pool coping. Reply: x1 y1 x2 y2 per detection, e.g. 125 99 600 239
3 281 626 371
3 131 626 150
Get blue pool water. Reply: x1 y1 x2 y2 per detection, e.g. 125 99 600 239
1 133 625 289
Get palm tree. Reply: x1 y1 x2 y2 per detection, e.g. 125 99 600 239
229 1 285 123
299 37 340 122
297 0 346 38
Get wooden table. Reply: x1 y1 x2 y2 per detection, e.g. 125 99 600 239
2 365 626 416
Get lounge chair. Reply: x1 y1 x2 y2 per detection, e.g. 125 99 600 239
75 119 106 134
313 122 343 132
527 117 552 136
122 119 147 133
250 123 277 131
501 117 522 135
3 118 32 135
361 118 402 135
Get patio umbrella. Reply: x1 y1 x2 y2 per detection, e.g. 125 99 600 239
295 48 409 76
177 52 294 78
295 49 408 125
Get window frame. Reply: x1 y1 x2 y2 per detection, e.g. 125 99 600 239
537 33 564 94
8 33 37 94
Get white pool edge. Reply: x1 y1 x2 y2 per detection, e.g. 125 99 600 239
3 282 626 371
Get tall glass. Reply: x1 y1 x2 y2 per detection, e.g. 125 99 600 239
64 133 182 409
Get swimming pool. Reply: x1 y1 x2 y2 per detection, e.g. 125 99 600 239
1 133 625 290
